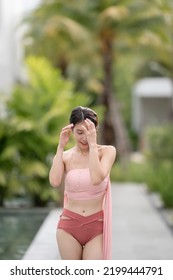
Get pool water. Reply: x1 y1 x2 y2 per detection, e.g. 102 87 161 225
0 208 49 260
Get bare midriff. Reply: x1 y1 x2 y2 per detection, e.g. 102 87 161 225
65 194 104 216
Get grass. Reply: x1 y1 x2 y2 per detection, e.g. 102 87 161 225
110 160 147 183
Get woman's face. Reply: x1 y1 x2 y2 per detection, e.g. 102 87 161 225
73 121 89 150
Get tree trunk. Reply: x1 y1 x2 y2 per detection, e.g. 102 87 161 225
108 93 131 161
100 30 131 161
0 188 6 207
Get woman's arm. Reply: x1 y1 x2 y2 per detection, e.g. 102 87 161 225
49 123 73 187
82 119 116 185
89 144 116 185
49 146 64 187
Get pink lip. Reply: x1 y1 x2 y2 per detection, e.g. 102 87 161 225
80 142 88 146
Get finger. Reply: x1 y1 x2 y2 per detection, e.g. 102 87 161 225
85 119 95 129
86 118 94 126
81 125 88 133
62 123 74 130
84 119 91 127
61 129 71 135
63 129 72 136
61 128 72 137
62 124 74 131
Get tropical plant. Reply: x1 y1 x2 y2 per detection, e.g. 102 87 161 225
0 56 89 206
132 0 173 80
144 125 173 162
0 120 19 206
144 125 173 208
22 0 169 160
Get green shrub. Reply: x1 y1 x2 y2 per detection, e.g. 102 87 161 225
111 161 147 183
144 125 173 208
144 125 173 162
0 56 89 206
146 162 173 208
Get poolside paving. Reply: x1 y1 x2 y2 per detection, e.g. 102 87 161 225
112 183 173 259
22 208 61 260
23 183 173 260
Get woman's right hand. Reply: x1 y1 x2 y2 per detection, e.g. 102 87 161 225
58 124 74 149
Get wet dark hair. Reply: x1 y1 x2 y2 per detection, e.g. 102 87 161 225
69 106 98 127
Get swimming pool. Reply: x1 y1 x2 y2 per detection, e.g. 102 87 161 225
0 208 49 260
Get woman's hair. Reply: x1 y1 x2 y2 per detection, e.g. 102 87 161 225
69 106 98 127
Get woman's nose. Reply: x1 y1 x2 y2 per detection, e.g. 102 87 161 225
81 135 87 141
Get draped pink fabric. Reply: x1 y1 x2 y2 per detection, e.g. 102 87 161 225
103 179 112 259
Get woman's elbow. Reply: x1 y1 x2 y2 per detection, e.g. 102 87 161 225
49 177 61 188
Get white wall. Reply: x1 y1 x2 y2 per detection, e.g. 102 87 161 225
132 78 173 134
0 0 41 94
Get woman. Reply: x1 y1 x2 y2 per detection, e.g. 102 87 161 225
49 106 116 260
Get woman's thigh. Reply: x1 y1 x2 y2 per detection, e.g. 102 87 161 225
56 229 83 260
82 234 103 260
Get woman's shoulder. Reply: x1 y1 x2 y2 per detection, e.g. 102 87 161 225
63 147 74 158
98 144 116 153
98 145 116 160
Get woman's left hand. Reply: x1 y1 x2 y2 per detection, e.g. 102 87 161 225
82 118 97 147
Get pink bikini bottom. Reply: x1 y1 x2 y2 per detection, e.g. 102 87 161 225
57 208 103 246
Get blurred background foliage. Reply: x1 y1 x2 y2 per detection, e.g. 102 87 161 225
0 0 173 207
22 0 173 156
111 125 173 208
0 56 90 206
144 126 173 208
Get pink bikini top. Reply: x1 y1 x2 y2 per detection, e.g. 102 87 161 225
63 168 112 260
64 168 109 200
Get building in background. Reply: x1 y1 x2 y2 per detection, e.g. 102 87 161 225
0 0 41 94
132 77 173 147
